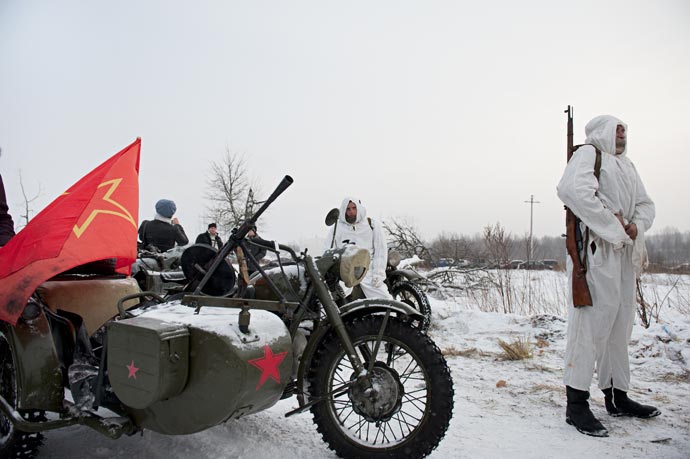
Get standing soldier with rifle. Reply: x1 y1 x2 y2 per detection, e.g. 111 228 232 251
557 108 660 437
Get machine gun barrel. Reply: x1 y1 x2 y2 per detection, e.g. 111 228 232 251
193 175 293 295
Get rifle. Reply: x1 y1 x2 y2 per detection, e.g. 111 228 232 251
564 106 593 307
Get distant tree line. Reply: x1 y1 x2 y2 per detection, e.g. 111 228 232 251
424 226 568 268
385 219 690 271
646 228 690 270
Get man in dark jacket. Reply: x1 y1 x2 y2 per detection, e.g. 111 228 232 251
138 199 188 252
245 226 266 274
195 222 223 250
0 173 15 247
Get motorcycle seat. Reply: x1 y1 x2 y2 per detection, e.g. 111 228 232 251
36 277 141 336
160 271 186 282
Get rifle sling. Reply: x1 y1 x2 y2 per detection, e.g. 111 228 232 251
572 144 602 179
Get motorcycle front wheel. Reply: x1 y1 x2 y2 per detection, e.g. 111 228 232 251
0 331 46 459
309 315 453 458
391 281 431 331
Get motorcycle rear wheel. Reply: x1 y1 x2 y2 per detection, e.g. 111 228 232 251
309 316 453 458
391 281 431 331
0 332 46 459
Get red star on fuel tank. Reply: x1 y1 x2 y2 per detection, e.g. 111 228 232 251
248 345 288 390
127 360 139 379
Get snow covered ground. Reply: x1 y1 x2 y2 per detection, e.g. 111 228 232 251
39 271 690 458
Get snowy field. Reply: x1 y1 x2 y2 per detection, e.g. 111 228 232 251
39 271 690 458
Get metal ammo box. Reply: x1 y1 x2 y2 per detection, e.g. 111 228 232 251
107 316 189 409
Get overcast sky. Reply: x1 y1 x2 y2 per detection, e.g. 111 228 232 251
1 1 689 249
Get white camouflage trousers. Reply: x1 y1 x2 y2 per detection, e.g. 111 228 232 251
564 238 636 392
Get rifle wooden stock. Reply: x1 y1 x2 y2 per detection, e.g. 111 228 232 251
564 105 593 307
565 207 593 307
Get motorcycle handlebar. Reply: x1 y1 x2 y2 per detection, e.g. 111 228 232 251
248 236 275 250
249 236 298 262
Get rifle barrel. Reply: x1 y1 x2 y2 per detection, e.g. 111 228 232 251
564 105 593 307
566 105 574 161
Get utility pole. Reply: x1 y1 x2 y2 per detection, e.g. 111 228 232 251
524 194 540 313
524 194 540 267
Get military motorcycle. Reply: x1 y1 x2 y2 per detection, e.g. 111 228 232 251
384 249 432 330
0 176 453 459
131 244 235 297
131 246 187 294
324 209 432 331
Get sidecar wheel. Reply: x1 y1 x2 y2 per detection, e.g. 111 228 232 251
309 316 453 459
391 281 431 331
0 333 46 459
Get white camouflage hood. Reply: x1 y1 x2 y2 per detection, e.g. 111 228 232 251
339 196 367 225
585 115 628 157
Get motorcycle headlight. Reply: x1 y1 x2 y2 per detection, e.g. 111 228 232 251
339 246 371 287
387 250 402 268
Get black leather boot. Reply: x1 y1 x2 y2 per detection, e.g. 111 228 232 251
602 387 617 414
602 387 661 418
565 386 609 437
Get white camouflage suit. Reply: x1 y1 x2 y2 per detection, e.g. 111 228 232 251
325 197 392 300
557 115 655 392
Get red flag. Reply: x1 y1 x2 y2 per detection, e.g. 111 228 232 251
0 139 141 325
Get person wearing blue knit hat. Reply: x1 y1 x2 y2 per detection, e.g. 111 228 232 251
155 199 177 219
138 198 188 252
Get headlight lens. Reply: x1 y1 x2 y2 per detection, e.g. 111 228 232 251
354 266 366 281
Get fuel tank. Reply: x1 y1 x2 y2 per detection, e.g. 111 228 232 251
108 301 292 435
250 265 306 302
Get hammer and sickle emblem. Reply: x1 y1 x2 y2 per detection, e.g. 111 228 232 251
72 178 137 238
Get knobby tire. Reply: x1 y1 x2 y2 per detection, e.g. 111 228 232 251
308 316 453 458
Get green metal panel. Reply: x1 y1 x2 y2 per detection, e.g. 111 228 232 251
107 317 189 409
120 308 292 435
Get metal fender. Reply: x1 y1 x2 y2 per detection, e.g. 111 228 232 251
295 298 422 407
1 308 64 412
337 298 423 320
388 268 424 281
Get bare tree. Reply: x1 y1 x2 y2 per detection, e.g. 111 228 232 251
204 149 259 234
482 222 513 267
429 232 481 265
482 222 515 313
647 227 690 269
18 170 42 228
532 235 566 265
383 218 430 261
